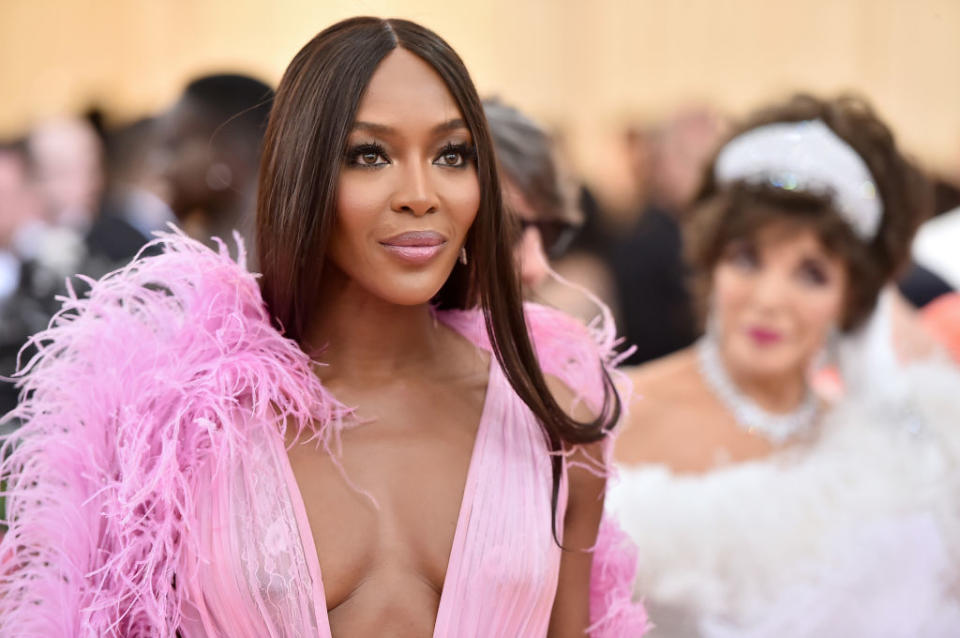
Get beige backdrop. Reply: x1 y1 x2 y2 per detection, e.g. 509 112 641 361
1 0 958 189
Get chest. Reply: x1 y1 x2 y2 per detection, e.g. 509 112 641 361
285 379 486 611
630 399 776 473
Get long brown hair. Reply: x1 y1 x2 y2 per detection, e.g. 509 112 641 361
256 17 620 537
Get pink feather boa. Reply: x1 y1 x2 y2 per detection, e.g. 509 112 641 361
0 228 646 636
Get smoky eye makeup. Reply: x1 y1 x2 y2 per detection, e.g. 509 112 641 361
433 141 477 168
344 140 389 168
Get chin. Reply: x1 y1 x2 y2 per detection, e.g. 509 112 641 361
371 270 452 306
727 338 802 378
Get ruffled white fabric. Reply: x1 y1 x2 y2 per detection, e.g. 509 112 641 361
608 357 960 637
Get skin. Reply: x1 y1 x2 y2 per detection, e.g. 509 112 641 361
0 151 41 248
285 48 602 637
616 221 848 473
27 117 104 229
504 177 552 291
154 99 257 239
506 175 619 324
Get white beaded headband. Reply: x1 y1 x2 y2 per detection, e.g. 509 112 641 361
714 119 882 240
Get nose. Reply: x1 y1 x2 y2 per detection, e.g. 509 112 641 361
390 159 439 216
750 267 788 310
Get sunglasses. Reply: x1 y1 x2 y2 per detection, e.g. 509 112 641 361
518 219 580 260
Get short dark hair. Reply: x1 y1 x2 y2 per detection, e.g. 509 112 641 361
686 94 932 330
182 73 274 154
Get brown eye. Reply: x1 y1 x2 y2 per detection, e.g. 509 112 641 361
346 142 388 168
726 242 759 270
434 143 475 168
797 259 829 286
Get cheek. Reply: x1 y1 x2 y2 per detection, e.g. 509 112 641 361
797 286 846 341
711 267 752 324
516 228 550 288
335 175 386 235
440 173 480 234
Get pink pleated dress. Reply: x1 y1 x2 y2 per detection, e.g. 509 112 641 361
179 356 565 638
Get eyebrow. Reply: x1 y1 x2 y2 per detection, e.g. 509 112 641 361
351 118 469 136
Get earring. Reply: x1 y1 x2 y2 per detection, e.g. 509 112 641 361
459 246 468 265
810 324 841 372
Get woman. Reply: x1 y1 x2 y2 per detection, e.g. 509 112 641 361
610 95 960 636
0 18 643 637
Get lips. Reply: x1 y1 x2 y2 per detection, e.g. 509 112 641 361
747 327 783 345
379 231 448 265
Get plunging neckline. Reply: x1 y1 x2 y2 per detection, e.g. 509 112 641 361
275 356 498 638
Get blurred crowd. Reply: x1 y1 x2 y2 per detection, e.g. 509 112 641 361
2 72 959 417
0 74 273 417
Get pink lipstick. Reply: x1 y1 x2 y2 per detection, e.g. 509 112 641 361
747 327 783 346
380 231 447 265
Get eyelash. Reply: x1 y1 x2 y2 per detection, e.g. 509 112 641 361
797 261 829 286
346 142 389 168
435 142 477 168
344 141 477 169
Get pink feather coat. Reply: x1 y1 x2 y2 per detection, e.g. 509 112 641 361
0 229 647 637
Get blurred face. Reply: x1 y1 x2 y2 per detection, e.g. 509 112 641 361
0 151 41 246
28 118 104 228
712 221 848 379
155 99 225 219
327 48 480 306
504 177 551 291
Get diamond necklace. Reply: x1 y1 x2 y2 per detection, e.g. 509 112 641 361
696 335 820 444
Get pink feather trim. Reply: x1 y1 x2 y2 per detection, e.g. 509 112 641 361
0 225 645 635
589 517 651 637
0 228 349 637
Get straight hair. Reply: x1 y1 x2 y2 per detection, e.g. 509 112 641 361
256 17 621 539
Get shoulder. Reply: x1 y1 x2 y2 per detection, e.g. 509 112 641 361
615 347 705 464
524 302 620 410
628 347 702 412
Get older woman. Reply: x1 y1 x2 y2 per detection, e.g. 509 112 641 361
610 95 960 637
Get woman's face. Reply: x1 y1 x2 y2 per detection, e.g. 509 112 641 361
712 220 848 378
327 48 480 306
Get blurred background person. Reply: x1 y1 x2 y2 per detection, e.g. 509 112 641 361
915 174 960 364
483 97 621 324
609 94 960 637
154 73 274 248
609 107 727 365
914 179 960 292
0 139 45 420
27 116 104 234
17 116 105 294
85 116 174 266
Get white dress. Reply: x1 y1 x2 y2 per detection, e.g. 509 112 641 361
608 293 960 637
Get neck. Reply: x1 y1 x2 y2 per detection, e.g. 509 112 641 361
303 265 441 386
724 348 810 414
